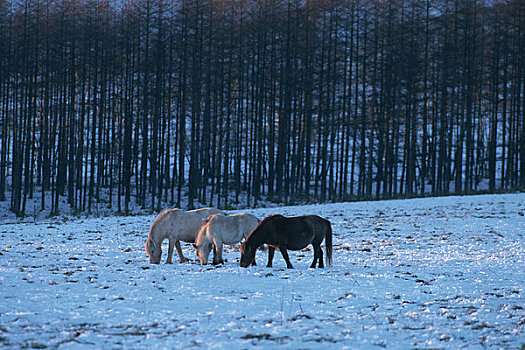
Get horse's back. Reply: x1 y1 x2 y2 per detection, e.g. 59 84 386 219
260 214 329 232
185 208 222 228
158 207 222 242
190 207 222 218
237 213 259 229
302 215 331 232
209 212 259 244
150 208 181 233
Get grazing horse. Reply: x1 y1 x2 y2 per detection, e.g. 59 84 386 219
145 208 223 264
240 214 332 269
194 213 259 265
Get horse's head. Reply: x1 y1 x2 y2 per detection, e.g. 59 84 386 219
240 241 256 267
145 239 161 264
194 242 212 265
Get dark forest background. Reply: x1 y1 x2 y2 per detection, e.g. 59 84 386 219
0 0 524 216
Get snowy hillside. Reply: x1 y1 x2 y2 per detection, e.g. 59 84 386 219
1 193 524 349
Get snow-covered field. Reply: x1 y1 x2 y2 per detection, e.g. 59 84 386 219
1 193 524 349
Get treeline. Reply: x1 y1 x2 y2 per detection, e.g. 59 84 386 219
0 0 524 216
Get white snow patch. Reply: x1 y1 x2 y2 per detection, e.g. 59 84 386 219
1 193 524 348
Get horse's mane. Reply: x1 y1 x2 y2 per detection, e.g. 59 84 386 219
245 214 283 244
152 209 169 225
195 224 211 246
253 214 283 231
202 213 218 225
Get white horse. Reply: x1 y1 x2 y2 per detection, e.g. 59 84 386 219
145 208 223 264
194 213 259 265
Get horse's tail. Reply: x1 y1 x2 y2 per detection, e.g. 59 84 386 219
325 221 333 267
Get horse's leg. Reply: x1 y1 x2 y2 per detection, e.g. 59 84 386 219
311 242 324 268
211 245 218 265
266 246 275 267
213 241 223 265
279 248 294 269
175 241 189 263
166 237 174 264
310 243 319 268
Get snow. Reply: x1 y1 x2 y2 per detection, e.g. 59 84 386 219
1 193 524 349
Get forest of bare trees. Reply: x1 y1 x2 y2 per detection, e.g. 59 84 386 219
0 0 524 216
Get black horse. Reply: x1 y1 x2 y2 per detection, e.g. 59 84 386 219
240 214 332 269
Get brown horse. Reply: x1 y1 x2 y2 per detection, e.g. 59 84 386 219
240 214 332 269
